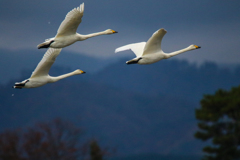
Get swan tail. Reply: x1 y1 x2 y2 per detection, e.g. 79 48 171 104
13 82 25 89
126 57 142 65
13 80 29 89
13 85 23 89
37 40 54 49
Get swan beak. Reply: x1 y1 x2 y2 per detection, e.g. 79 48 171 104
112 30 118 34
80 70 86 74
195 45 201 49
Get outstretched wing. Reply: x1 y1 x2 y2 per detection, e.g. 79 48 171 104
115 42 146 57
143 28 167 55
30 48 62 78
56 3 84 37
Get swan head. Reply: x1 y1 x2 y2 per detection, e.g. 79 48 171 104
188 44 201 50
105 29 118 34
74 69 86 75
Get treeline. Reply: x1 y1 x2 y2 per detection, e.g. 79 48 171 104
0 118 111 160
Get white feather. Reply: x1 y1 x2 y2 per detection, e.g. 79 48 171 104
115 42 146 57
37 3 117 49
115 28 201 65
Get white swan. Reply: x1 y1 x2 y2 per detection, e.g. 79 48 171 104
37 3 118 49
13 48 85 89
115 28 201 64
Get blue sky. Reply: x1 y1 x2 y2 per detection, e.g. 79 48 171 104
0 0 240 64
1 1 240 156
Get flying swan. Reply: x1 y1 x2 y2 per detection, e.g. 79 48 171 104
37 3 118 49
13 48 85 89
115 28 201 64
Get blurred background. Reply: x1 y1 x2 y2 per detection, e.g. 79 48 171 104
0 0 240 159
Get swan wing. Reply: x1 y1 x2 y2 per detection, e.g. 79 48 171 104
30 48 62 78
115 42 146 57
56 3 84 37
143 28 167 55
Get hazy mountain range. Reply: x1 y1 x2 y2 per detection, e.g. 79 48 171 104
1 49 240 159
0 48 119 84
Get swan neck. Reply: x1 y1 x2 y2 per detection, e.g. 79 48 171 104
50 71 77 82
165 47 192 59
81 31 106 40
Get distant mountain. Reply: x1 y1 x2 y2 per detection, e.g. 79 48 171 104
110 153 201 160
1 55 240 157
0 76 200 155
0 48 118 84
86 59 240 102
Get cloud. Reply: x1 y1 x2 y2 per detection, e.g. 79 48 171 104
0 0 240 64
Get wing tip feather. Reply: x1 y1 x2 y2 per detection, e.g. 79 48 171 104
115 48 120 53
79 2 84 13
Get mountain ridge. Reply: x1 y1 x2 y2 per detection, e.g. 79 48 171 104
1 49 240 156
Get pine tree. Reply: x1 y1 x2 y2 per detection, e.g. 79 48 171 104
90 140 103 160
195 85 240 160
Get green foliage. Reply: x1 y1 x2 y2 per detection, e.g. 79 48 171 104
195 85 240 160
